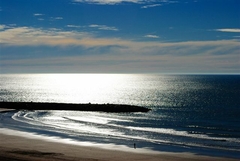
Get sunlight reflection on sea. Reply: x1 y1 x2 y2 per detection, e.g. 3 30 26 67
0 74 169 106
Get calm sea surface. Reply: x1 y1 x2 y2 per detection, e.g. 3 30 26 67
0 74 240 158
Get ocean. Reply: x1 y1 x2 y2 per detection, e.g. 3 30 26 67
0 74 240 158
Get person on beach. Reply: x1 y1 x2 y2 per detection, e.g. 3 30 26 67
134 143 136 149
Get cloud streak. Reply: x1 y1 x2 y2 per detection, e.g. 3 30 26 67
33 13 44 16
67 25 82 28
215 28 240 33
0 25 239 51
1 45 239 73
141 4 162 8
144 34 159 38
89 24 119 31
1 25 239 73
0 25 7 30
73 0 139 5
73 0 177 5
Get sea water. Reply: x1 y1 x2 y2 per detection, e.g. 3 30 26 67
0 74 239 158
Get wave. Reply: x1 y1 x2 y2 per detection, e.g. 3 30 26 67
8 110 240 152
61 114 238 144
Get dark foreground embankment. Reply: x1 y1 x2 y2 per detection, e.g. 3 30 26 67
0 102 150 113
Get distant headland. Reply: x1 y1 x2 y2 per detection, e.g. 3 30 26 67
0 102 151 113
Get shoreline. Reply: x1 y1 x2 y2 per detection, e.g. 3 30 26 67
1 109 239 160
0 132 238 161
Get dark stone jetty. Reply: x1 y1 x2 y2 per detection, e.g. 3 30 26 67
0 102 151 113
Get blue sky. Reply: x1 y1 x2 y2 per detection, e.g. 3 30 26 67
0 0 239 74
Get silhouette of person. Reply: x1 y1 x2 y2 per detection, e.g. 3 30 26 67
134 143 136 149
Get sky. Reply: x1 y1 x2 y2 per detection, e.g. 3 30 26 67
0 0 239 74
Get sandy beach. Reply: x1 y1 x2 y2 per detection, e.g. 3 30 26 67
0 132 239 161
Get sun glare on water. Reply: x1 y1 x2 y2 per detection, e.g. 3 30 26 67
2 73 168 105
30 74 135 103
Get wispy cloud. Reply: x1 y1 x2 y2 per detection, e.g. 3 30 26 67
73 0 140 5
141 4 162 9
73 0 177 5
33 14 63 21
1 25 239 53
89 24 119 31
0 25 7 30
144 34 159 38
0 25 124 46
1 25 239 73
55 17 63 20
0 25 89 46
50 17 63 20
67 25 82 28
33 13 45 21
215 28 240 33
33 13 44 16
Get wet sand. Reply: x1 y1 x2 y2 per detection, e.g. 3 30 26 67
0 133 238 161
